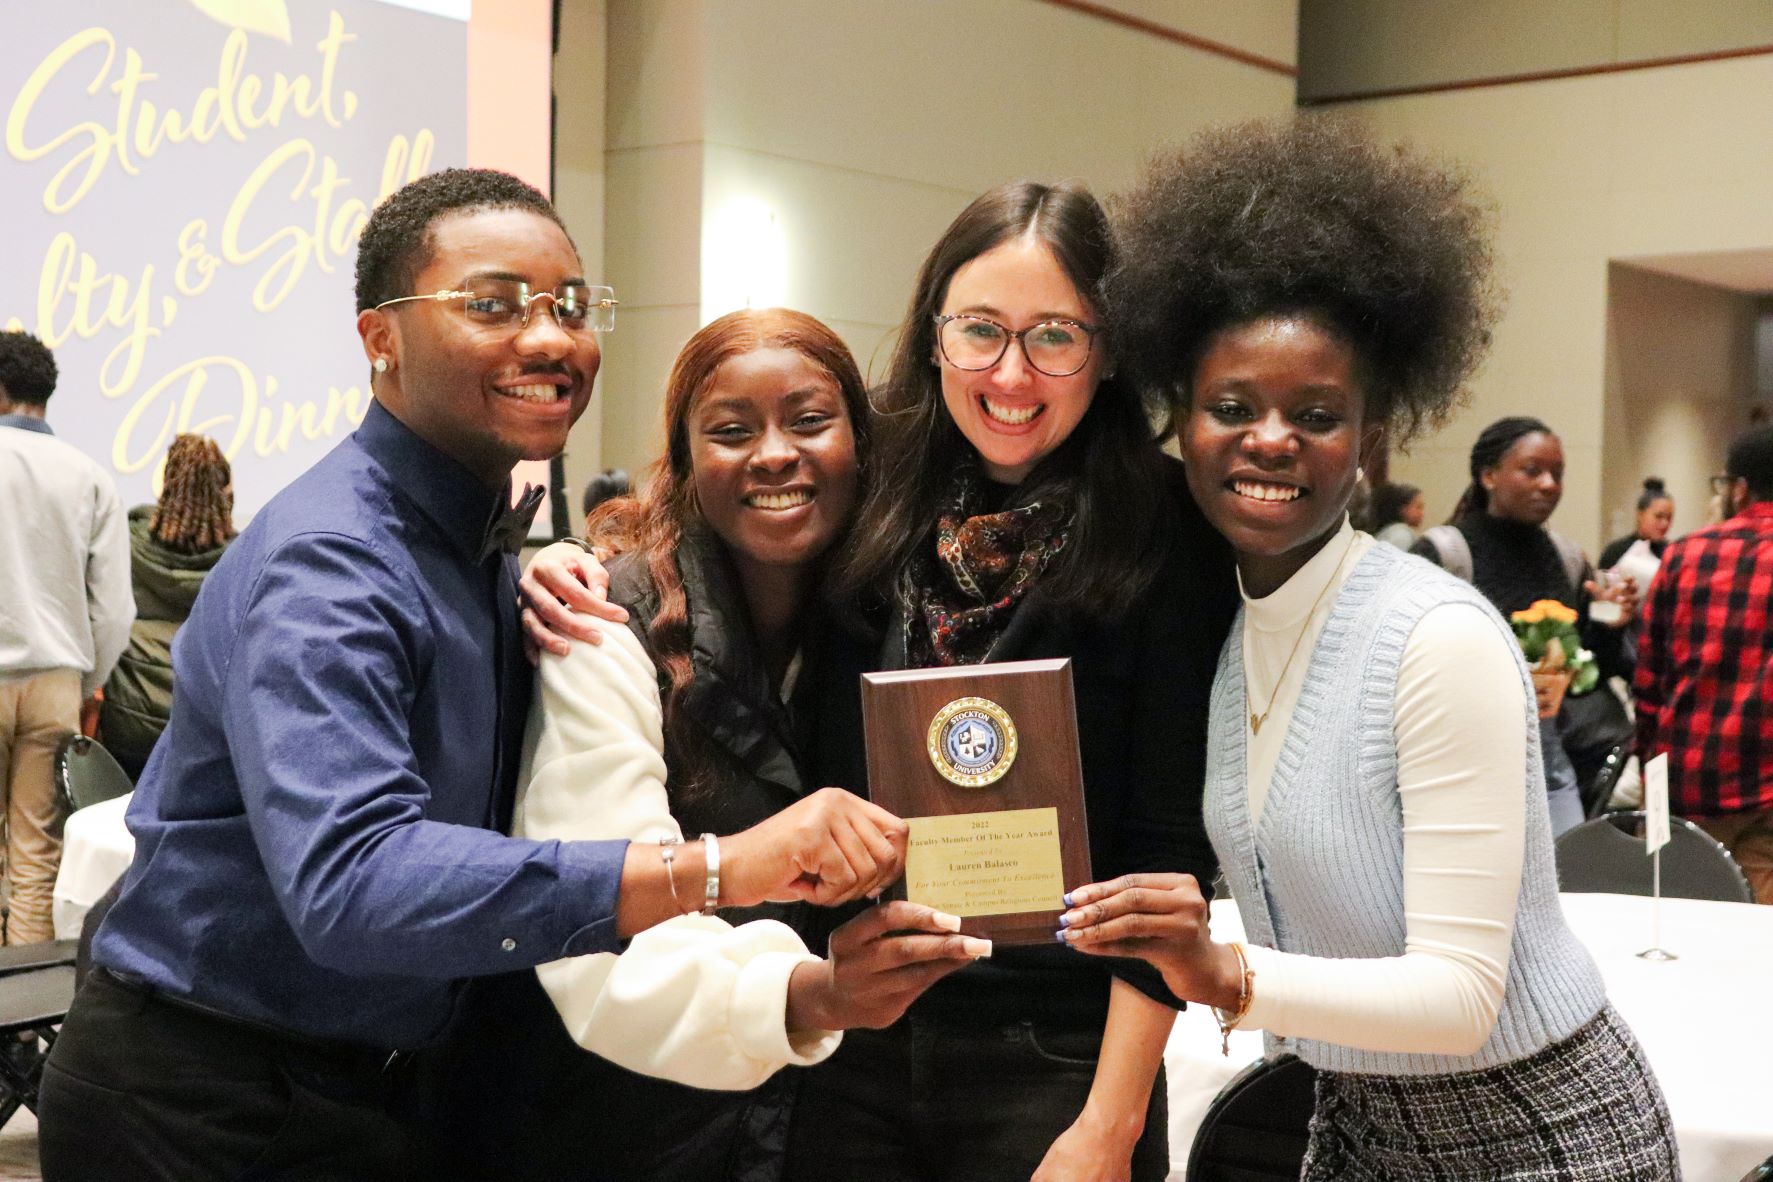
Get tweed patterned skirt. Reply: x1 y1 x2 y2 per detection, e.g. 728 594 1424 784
1303 1004 1680 1181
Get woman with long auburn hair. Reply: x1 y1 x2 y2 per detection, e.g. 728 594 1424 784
448 308 985 1182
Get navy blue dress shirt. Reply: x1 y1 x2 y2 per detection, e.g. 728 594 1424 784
94 401 626 1048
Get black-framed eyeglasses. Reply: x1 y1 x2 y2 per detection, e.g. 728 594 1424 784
1710 473 1739 496
376 281 618 334
932 313 1100 378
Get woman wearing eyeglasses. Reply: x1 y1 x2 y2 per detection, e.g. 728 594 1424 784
1058 119 1677 1181
775 182 1238 1182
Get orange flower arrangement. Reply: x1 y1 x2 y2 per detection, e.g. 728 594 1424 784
1509 600 1598 717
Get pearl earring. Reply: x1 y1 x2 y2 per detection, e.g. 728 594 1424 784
373 357 388 373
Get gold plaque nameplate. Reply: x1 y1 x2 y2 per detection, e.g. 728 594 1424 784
904 807 1065 918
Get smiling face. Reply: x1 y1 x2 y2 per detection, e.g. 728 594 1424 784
1180 316 1372 597
1637 496 1674 542
936 236 1105 484
360 207 598 487
689 346 859 576
1483 431 1564 525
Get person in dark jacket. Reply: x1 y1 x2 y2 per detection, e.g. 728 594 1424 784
787 181 1237 1182
100 434 235 780
1411 417 1638 832
447 309 982 1182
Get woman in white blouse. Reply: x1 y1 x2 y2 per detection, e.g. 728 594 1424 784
1059 119 1678 1180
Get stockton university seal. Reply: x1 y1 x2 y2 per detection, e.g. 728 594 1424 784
926 696 1018 788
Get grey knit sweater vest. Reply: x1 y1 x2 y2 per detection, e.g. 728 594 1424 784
1204 543 1607 1075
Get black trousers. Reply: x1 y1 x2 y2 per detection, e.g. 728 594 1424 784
38 969 418 1181
785 1013 1169 1182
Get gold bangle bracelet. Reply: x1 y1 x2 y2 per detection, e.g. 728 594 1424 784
1212 941 1255 1056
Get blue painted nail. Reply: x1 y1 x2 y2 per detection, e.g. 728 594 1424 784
1057 912 1071 928
1062 892 1074 908
1054 930 1068 944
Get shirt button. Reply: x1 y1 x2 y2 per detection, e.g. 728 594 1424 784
501 938 517 952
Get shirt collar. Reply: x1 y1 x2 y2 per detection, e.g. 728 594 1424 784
0 413 53 435
354 400 509 563
1240 515 1356 633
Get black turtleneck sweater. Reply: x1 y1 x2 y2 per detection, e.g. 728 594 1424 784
1413 513 1628 680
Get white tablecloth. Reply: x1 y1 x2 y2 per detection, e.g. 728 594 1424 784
1164 893 1773 1181
51 791 135 940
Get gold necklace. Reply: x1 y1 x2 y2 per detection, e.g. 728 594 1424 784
1249 536 1358 735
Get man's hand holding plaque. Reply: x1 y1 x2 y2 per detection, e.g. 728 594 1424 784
861 658 1091 945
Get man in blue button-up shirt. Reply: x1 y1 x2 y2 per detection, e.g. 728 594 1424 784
38 170 907 1182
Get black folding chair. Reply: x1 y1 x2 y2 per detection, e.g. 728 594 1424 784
53 734 134 814
1741 1154 1773 1182
1186 1053 1317 1181
0 964 76 1128
1555 811 1752 903
1580 742 1628 819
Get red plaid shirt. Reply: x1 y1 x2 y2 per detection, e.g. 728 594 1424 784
1634 501 1773 815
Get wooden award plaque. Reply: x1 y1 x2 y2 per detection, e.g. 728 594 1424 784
862 658 1091 945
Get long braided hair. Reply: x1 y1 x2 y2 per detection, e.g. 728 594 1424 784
1452 415 1553 520
149 435 236 554
587 309 871 799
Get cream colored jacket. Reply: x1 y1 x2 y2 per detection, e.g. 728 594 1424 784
511 625 841 1090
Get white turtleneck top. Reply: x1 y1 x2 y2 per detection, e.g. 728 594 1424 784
1233 519 1530 1054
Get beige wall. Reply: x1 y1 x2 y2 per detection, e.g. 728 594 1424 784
553 0 610 506
1299 0 1773 102
1341 51 1773 551
590 0 1296 474
1603 264 1758 542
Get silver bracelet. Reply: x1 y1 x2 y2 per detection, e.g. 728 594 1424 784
699 832 720 915
658 835 685 914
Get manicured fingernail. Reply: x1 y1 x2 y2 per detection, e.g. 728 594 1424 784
1062 892 1075 908
962 938 992 958
1057 912 1071 928
1054 930 1070 944
933 911 963 932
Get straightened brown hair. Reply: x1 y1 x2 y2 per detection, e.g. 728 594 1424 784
150 434 235 554
830 181 1170 619
588 309 871 798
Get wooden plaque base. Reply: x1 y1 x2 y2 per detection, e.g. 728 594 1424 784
862 658 1090 945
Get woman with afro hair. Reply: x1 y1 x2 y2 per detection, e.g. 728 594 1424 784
1057 118 1679 1180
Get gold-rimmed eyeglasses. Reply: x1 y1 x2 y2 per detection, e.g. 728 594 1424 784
933 313 1101 378
375 281 618 334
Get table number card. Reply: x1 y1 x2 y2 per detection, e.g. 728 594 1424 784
1644 752 1671 854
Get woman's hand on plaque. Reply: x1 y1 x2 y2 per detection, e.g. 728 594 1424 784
721 788 909 908
519 541 628 662
785 902 988 1032
1057 873 1243 1010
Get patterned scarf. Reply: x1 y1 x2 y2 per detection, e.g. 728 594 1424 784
903 470 1070 666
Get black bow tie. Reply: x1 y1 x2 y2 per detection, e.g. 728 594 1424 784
478 482 546 563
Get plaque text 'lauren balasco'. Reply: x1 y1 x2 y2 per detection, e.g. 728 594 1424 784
904 807 1066 919
862 658 1091 945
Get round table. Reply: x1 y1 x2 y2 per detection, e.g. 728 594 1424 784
1164 892 1773 1181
